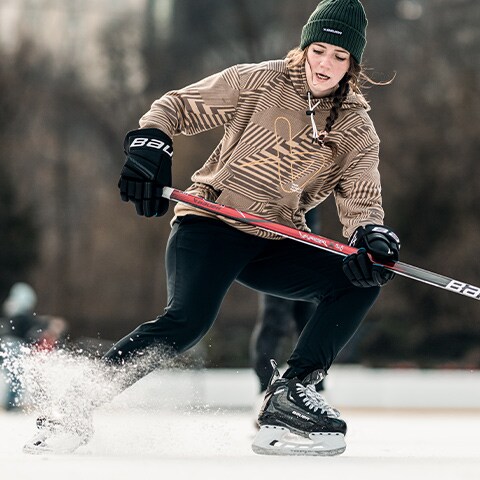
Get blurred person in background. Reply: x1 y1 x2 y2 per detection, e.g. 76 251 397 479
24 0 400 456
0 283 67 411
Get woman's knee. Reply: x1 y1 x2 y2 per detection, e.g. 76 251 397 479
134 311 212 353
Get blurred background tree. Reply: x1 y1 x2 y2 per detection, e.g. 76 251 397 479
0 162 39 299
0 42 40 300
0 0 478 367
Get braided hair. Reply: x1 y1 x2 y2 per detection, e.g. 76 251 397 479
318 72 351 151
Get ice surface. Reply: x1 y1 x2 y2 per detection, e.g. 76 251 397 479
2 398 480 479
1 349 480 479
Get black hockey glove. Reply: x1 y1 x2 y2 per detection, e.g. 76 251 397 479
342 224 401 288
118 128 173 217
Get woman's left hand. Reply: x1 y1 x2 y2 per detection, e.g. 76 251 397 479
342 225 400 288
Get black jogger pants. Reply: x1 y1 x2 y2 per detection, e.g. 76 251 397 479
104 215 380 380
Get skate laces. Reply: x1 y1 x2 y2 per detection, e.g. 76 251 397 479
296 383 340 418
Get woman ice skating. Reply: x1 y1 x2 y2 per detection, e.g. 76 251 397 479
24 0 400 456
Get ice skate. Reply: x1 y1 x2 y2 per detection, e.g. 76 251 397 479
252 361 346 456
23 413 94 454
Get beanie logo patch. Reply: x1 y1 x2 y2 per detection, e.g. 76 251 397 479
323 27 343 35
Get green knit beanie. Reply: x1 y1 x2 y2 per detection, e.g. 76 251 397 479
300 0 367 64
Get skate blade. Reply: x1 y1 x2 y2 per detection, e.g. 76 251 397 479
252 425 346 456
23 431 88 455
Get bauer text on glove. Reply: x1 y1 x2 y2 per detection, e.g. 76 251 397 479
118 128 173 217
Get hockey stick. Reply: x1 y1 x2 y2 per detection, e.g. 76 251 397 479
162 187 480 301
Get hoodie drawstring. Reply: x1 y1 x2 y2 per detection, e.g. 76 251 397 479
306 92 327 146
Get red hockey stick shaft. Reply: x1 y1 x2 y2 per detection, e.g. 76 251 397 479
162 187 480 301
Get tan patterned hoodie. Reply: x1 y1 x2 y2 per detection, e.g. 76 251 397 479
139 59 384 239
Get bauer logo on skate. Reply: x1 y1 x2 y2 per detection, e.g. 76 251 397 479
445 280 480 299
292 410 310 420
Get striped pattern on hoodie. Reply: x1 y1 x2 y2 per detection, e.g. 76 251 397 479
139 59 384 239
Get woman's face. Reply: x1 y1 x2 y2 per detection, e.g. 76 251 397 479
305 42 351 97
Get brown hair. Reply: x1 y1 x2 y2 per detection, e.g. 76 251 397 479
285 47 390 154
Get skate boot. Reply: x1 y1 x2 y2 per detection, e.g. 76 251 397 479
23 412 94 454
252 361 346 456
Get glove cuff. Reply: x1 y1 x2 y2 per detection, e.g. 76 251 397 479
349 224 401 263
349 224 401 249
